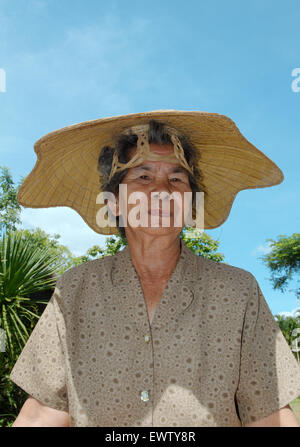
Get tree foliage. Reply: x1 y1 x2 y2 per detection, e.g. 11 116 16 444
259 233 300 299
181 227 225 262
0 230 65 427
0 230 64 364
18 227 76 276
0 166 24 234
70 234 128 266
274 313 300 363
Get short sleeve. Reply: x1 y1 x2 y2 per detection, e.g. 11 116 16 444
235 275 300 425
9 278 68 412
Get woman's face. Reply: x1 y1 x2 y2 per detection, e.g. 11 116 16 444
115 143 193 237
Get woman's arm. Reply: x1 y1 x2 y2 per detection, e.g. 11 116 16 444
11 395 70 427
244 404 300 427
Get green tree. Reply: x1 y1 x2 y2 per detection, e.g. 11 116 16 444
259 233 300 299
0 166 24 234
0 230 65 426
0 230 64 363
18 227 76 276
70 234 128 266
0 165 74 275
181 227 225 262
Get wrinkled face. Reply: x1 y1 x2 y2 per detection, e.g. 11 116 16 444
115 143 193 237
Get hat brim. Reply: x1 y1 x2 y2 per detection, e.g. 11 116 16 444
17 110 284 235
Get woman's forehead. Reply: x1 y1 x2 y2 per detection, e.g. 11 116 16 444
130 162 189 174
128 142 174 155
148 143 174 154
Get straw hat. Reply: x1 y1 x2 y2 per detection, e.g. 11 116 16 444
17 110 284 235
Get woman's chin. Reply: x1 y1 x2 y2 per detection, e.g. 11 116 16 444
125 222 183 236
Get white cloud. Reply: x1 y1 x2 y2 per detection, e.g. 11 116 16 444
19 207 108 256
251 241 272 256
276 308 300 318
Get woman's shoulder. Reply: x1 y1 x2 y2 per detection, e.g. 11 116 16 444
191 250 255 285
56 253 116 287
53 253 120 310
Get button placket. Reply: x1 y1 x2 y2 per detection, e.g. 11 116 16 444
110 241 200 424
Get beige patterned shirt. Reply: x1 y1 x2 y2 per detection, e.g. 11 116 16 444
10 241 300 426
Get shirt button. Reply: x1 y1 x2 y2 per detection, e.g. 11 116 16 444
140 390 150 402
144 334 151 343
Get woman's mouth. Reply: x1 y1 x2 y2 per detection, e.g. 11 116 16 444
148 208 171 217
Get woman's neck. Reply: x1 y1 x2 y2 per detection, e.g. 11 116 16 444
127 237 182 283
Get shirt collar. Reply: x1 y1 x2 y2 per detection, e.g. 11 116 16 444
111 239 199 288
110 240 199 329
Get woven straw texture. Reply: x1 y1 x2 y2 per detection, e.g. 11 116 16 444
17 110 284 235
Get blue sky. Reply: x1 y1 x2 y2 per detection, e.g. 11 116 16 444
0 0 299 316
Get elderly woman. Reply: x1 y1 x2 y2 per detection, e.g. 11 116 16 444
10 111 300 427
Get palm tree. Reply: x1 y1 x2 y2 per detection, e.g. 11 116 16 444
0 229 63 364
0 229 64 426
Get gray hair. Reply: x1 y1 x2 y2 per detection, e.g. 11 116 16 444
97 119 206 239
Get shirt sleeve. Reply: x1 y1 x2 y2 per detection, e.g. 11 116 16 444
9 276 69 412
235 275 300 425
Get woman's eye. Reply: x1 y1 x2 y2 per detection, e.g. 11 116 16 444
138 175 182 182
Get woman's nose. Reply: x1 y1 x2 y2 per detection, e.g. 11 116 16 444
150 177 172 196
152 191 171 201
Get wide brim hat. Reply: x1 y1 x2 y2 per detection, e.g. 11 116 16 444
17 110 284 235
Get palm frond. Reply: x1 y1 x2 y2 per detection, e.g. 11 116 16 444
0 230 64 364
